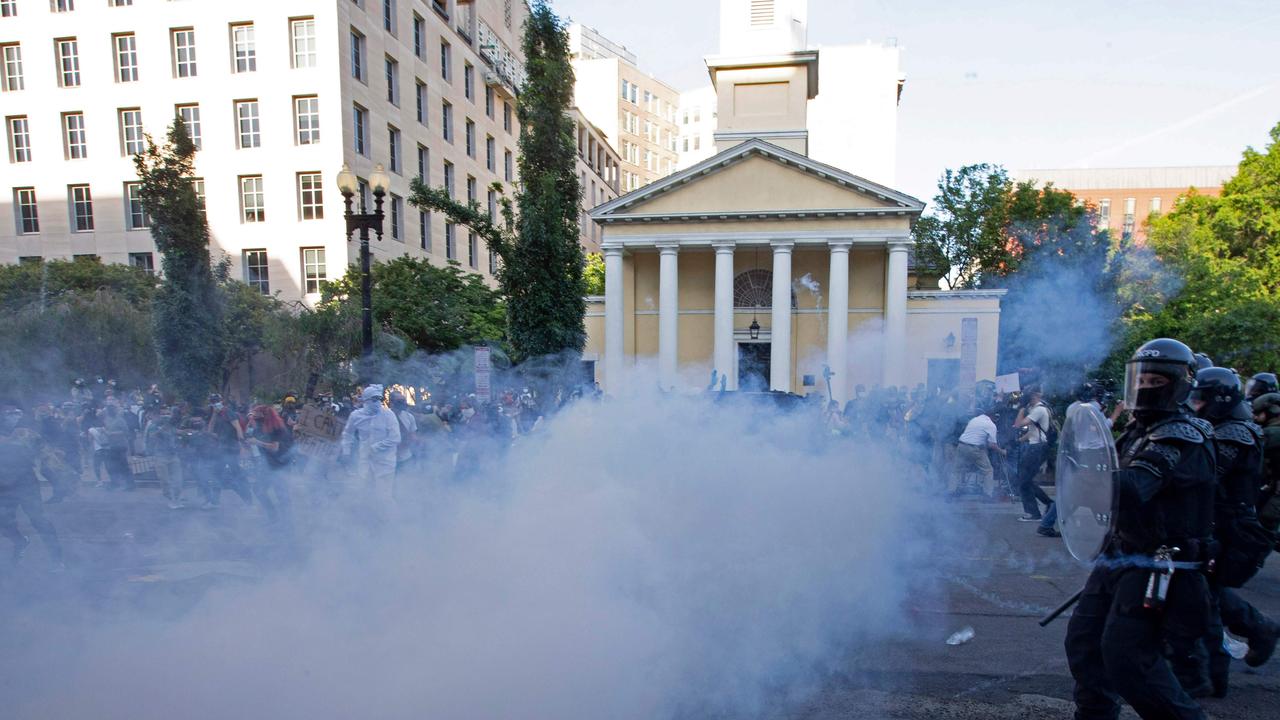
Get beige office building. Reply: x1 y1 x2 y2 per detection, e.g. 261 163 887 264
570 107 621 254
1 0 527 302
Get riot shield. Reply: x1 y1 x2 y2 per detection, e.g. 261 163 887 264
1055 401 1117 563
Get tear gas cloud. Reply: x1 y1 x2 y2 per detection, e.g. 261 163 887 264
2 384 947 720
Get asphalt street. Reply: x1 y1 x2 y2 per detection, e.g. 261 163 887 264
2 483 1278 719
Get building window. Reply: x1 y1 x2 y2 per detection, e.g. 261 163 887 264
390 194 403 241
230 23 256 73
1150 197 1162 213
192 178 206 216
350 29 365 81
301 248 326 294
243 249 269 294
466 175 476 205
114 33 138 82
239 175 265 223
295 172 323 220
468 231 477 268
14 187 38 233
487 188 496 219
442 100 452 141
172 29 197 78
55 38 80 87
620 78 628 100
418 210 429 250
1 0 16 16
382 56 399 105
235 100 260 149
388 124 401 173
63 112 87 159
1097 198 1111 228
128 252 154 274
383 0 396 34
110 0 132 6
415 80 427 124
291 18 316 68
416 144 428 181
69 184 93 231
1122 197 1136 238
443 160 454 198
440 40 451 81
1 43 22 91
294 96 320 145
445 222 456 260
124 181 149 229
119 109 144 156
353 104 368 155
504 149 512 181
176 104 201 149
52 0 74 10
485 86 494 118
7 116 31 163
485 135 495 171
465 119 475 157
412 14 425 59
503 101 511 132
464 62 474 100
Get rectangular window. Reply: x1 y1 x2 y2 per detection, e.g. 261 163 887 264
297 172 323 220
412 14 425 59
119 109 144 155
301 248 326 294
440 40 450 81
383 0 396 34
235 100 261 149
504 149 512 181
350 29 365 81
416 144 428 181
63 112 87 159
390 194 403 241
1097 198 1111 227
239 175 265 222
487 188 496 219
192 178 206 217
124 182 149 230
55 38 80 87
385 56 399 105
128 252 154 274
291 18 316 68
1 43 21 91
69 184 93 231
388 124 401 173
485 135 495 171
110 0 132 6
418 210 429 250
176 104 201 149
415 80 427 124
52 0 74 10
231 23 256 73
445 222 456 260
114 33 138 82
1 0 16 17
441 100 452 141
468 232 477 268
485 86 494 118
172 29 197 78
1150 197 1162 213
465 119 475 157
464 62 474 100
294 96 319 144
621 79 628 100
503 101 511 132
466 175 476 205
353 104 368 155
7 116 31 162
443 160 454 198
243 249 269 294
14 187 38 234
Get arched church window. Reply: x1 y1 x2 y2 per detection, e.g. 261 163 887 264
733 269 796 309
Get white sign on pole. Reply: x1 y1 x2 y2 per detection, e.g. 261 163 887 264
474 345 492 403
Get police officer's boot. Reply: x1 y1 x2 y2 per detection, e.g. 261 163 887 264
1246 620 1280 667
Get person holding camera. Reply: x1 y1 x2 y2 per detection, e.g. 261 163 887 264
1013 386 1054 521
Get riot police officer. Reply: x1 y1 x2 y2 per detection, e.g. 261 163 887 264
1245 372 1278 402
1255 391 1280 536
1065 338 1216 720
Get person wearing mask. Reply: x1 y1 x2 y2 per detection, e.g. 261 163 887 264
1065 339 1216 720
206 394 251 507
100 402 134 491
245 405 293 524
1013 386 1055 521
949 406 1005 499
340 385 400 498
0 406 63 569
145 408 185 510
1245 373 1278 403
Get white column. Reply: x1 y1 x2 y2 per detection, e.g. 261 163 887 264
604 246 625 393
713 241 736 388
883 240 910 387
826 240 852 404
770 240 794 393
658 242 680 390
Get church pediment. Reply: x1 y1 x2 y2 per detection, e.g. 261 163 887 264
591 138 925 223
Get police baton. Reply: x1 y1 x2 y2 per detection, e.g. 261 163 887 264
1039 587 1083 627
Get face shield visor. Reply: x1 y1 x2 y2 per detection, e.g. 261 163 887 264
1124 359 1193 415
1245 377 1275 400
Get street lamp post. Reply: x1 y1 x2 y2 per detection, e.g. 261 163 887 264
336 163 390 359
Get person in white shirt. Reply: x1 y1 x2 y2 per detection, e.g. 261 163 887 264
949 408 1005 497
340 385 401 499
1012 387 1054 521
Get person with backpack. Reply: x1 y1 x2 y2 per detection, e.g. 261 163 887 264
1012 385 1054 521
245 404 293 524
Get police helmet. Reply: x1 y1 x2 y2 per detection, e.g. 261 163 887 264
1245 372 1278 401
1123 338 1196 415
1189 367 1242 422
1193 352 1214 371
1252 392 1280 421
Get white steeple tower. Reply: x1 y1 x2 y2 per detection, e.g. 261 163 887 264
719 0 809 56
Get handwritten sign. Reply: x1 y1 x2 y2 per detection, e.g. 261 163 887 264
294 404 345 442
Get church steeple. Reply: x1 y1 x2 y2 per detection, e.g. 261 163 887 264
719 0 808 55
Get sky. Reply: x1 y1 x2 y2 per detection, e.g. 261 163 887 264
550 0 1280 202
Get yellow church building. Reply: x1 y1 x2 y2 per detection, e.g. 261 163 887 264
583 0 1004 404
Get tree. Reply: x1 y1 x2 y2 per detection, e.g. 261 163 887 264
583 252 605 295
410 0 584 361
135 118 224 403
912 164 1016 289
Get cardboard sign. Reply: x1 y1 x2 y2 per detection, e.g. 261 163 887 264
294 404 345 442
474 346 492 404
294 433 341 461
994 372 1021 394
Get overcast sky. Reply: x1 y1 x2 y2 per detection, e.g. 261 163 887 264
550 0 1280 202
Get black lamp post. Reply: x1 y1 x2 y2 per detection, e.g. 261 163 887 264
336 162 390 358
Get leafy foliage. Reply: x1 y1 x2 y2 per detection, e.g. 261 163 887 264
583 252 605 295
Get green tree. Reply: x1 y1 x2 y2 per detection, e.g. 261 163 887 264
583 252 605 295
135 118 224 403
410 0 584 360
912 164 1016 288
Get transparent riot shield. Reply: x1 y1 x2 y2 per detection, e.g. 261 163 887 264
1055 401 1118 563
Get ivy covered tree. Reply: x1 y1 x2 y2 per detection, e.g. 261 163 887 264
409 0 584 361
135 118 225 403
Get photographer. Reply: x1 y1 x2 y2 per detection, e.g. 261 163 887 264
1012 386 1054 522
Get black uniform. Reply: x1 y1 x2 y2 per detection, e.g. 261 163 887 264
1065 410 1216 720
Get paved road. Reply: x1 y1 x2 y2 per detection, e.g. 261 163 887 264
2 484 1278 719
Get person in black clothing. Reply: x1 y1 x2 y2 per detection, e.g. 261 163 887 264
245 404 293 524
205 394 251 507
0 406 63 568
1065 338 1216 720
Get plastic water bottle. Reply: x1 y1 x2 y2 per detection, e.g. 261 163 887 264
1224 633 1248 660
946 626 976 645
